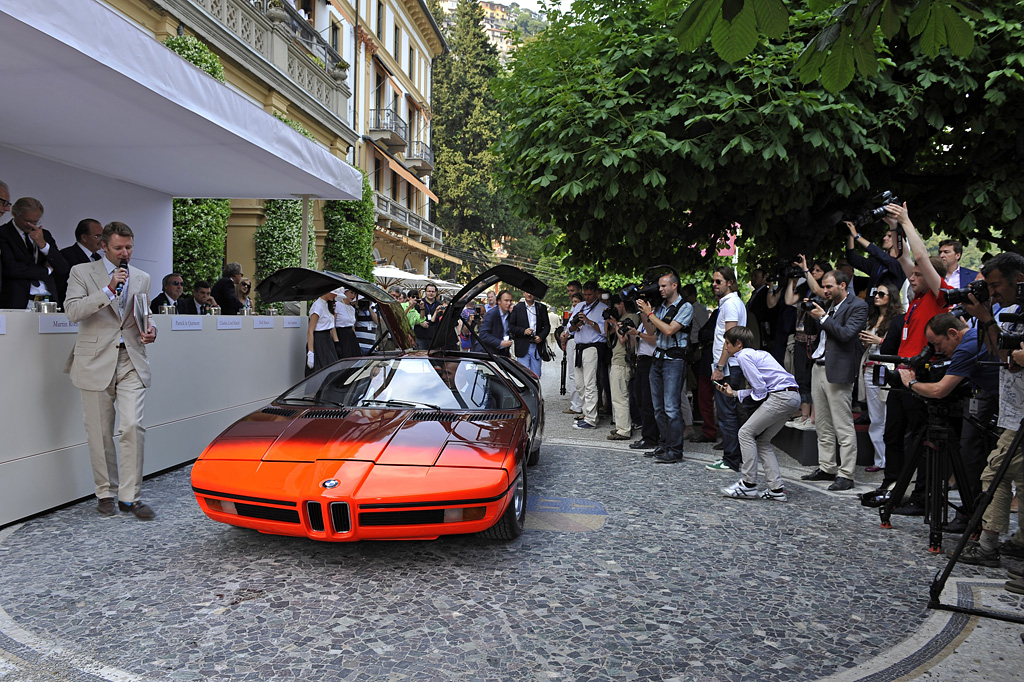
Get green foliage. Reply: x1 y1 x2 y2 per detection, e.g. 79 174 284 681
162 35 226 81
172 199 231 289
323 171 375 280
254 199 317 312
273 112 317 140
669 0 981 92
432 0 531 248
494 0 1024 275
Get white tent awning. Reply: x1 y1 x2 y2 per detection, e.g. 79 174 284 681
0 0 362 200
373 266 461 292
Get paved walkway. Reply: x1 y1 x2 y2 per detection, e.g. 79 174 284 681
0 361 1021 681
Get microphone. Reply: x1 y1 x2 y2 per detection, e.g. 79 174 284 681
115 259 128 296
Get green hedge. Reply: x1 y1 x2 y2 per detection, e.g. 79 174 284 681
254 199 317 312
323 171 374 281
163 35 225 81
171 199 231 289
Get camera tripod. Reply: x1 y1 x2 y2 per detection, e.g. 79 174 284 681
878 396 979 555
929 415 1024 625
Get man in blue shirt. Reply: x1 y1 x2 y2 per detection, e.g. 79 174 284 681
636 273 692 463
897 312 999 529
715 326 800 500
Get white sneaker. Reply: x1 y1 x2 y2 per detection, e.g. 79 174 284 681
760 488 788 502
721 480 760 499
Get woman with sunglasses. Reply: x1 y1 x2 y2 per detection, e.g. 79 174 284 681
235 277 254 313
858 281 904 471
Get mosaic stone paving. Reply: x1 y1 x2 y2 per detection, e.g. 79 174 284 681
0 434 1019 682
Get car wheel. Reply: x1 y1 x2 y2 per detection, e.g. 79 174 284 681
527 435 541 467
480 468 526 540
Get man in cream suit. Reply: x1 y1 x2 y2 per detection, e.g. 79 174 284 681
64 222 157 520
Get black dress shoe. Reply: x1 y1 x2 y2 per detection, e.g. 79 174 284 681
691 435 715 443
645 447 666 458
801 468 837 481
827 476 854 491
859 488 891 507
712 442 725 451
118 501 156 520
654 453 683 464
97 497 116 516
629 439 657 450
943 516 970 534
892 499 925 516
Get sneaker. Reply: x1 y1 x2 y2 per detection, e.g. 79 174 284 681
721 480 759 499
705 459 733 472
1005 576 1024 595
959 541 1000 568
573 420 596 430
760 488 788 502
999 540 1024 560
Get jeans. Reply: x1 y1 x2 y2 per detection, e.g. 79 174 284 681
715 376 741 470
517 344 542 376
650 357 685 456
636 355 659 443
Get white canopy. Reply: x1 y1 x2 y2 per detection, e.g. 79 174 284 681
0 0 362 201
373 266 461 293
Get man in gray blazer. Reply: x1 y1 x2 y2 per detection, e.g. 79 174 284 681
64 222 157 520
800 270 869 490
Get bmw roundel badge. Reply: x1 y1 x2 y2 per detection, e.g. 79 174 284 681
321 479 340 489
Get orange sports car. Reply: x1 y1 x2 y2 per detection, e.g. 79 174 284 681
191 265 546 541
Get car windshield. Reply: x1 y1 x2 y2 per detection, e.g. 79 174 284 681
277 357 522 411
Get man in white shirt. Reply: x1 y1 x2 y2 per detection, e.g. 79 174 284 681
567 281 607 429
708 267 747 472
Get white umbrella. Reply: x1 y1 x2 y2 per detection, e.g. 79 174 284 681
373 266 461 293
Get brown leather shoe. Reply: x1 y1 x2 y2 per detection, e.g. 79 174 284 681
97 497 116 516
118 501 155 520
606 432 630 441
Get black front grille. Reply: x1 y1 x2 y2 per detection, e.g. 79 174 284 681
469 412 516 421
410 412 461 422
306 501 325 531
303 409 351 419
330 502 351 533
235 503 300 524
359 509 445 526
261 407 298 417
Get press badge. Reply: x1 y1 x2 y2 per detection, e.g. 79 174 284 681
902 327 908 340
969 397 980 416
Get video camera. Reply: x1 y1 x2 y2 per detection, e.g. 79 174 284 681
621 264 681 303
773 258 804 282
869 343 949 389
845 190 901 229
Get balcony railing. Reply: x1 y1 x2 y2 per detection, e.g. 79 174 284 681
368 108 409 149
405 140 434 177
374 191 443 246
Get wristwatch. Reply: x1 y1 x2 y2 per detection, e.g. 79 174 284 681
908 379 919 388
715 364 725 371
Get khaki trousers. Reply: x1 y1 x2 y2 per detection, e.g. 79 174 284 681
610 363 632 436
574 346 599 425
981 428 1024 542
811 364 857 480
80 348 146 503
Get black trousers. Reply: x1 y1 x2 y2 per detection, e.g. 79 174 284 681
881 391 929 498
635 355 659 443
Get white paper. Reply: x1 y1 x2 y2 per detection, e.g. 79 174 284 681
217 317 242 330
172 317 203 331
38 315 78 334
0 315 6 335
283 317 302 328
253 317 274 329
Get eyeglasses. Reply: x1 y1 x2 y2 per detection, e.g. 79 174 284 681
0 199 10 209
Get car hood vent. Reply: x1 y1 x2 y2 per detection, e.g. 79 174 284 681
410 411 461 422
469 412 516 421
302 409 351 419
261 407 298 417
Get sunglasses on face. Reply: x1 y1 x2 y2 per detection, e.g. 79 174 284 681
874 292 888 297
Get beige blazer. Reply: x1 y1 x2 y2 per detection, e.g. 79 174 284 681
63 259 153 391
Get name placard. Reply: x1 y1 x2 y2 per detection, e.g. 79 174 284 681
283 317 302 328
38 315 79 334
217 317 243 330
172 317 204 331
0 315 5 335
253 317 275 329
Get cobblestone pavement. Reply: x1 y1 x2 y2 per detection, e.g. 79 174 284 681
1 363 1021 681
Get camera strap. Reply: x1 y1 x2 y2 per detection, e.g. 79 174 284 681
658 301 691 349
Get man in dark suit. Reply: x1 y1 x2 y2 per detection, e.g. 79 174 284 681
177 280 213 315
508 291 551 375
937 239 978 289
150 273 184 313
211 262 243 315
800 270 869 490
478 290 514 357
56 218 104 303
0 197 69 309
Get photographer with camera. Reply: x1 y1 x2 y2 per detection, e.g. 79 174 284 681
844 210 908 294
568 281 608 430
413 283 444 350
605 296 640 441
636 273 693 463
956 252 1024 566
798 270 869 490
895 313 998 530
781 257 831 428
868 202 952 513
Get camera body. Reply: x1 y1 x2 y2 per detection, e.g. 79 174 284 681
944 279 989 306
616 316 636 336
800 297 825 312
870 343 949 389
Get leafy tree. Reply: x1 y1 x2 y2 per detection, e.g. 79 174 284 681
493 0 1024 276
254 199 317 312
431 0 530 250
323 171 375 280
666 0 981 92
